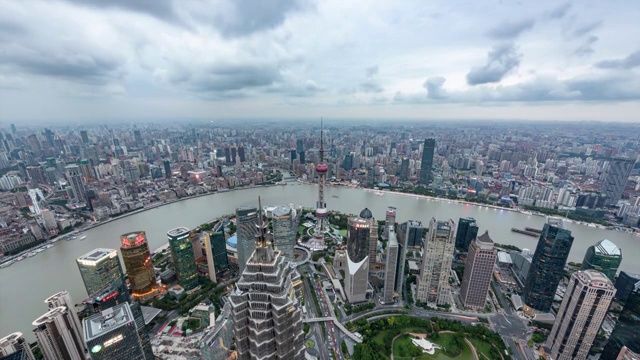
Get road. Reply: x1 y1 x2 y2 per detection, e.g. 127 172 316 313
303 275 330 360
488 280 529 360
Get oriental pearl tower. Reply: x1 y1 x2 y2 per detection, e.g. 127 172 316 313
314 119 328 243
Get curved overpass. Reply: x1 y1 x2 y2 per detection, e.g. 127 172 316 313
303 317 362 343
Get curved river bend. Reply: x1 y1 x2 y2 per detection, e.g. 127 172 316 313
2 184 638 339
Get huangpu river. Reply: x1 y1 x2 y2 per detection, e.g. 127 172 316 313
2 183 638 340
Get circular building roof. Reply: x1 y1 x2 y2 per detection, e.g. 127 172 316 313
226 235 237 248
359 208 373 219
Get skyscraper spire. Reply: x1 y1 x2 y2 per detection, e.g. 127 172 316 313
253 197 273 263
320 117 324 163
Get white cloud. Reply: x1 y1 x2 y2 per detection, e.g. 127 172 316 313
0 0 639 122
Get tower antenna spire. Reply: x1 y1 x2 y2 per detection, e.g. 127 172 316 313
320 117 324 163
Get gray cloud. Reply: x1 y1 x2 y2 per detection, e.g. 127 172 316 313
360 79 384 93
63 0 177 21
170 63 281 95
547 2 572 19
568 21 602 39
595 50 640 69
423 76 447 99
365 65 379 78
466 44 521 85
487 18 535 40
215 0 311 38
574 35 598 57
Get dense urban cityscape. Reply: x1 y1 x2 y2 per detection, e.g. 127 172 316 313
2 1 640 360
0 120 639 360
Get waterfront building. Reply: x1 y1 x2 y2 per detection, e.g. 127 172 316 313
77 248 129 300
167 227 199 291
120 231 159 301
271 205 297 261
32 307 85 360
523 218 574 312
603 158 635 205
229 199 305 359
455 217 479 251
383 227 399 304
0 333 35 360
547 270 615 360
419 138 435 184
460 231 497 309
202 232 217 283
581 239 622 281
83 303 145 360
345 208 374 303
614 271 640 301
235 205 258 273
44 292 84 354
398 220 423 248
601 288 640 360
384 207 396 240
65 164 86 204
209 231 228 273
416 218 455 305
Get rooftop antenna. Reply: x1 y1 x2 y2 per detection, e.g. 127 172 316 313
320 117 324 163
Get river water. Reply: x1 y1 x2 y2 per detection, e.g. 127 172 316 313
1 183 638 340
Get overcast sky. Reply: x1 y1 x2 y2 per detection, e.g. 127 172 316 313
1 0 639 123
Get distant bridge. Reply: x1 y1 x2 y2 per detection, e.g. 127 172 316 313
303 316 362 343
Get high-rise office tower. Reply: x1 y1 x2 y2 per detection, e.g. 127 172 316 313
290 149 297 164
236 205 258 273
603 158 635 205
296 138 304 154
601 288 640 360
202 232 218 283
44 292 84 354
32 307 85 360
345 209 373 303
398 220 423 248
224 148 231 164
383 227 399 304
120 231 159 301
314 120 328 243
581 239 622 281
65 164 87 204
76 249 154 359
455 217 479 251
231 147 237 164
272 205 297 261
80 130 89 145
460 231 497 309
77 248 129 300
163 160 171 178
229 199 305 359
523 218 575 312
238 145 245 163
394 224 407 296
133 129 143 144
167 227 199 291
384 207 396 240
547 270 615 360
614 271 640 301
209 231 229 274
416 218 455 305
419 138 435 184
400 158 410 180
83 303 145 360
0 333 35 360
368 210 379 276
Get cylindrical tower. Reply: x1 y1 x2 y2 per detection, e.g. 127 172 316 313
120 231 159 301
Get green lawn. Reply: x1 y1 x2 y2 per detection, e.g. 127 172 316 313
339 229 347 236
392 333 475 360
468 338 493 360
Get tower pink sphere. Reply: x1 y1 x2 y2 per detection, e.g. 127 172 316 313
316 164 328 173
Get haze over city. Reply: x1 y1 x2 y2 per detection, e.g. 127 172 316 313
1 0 640 123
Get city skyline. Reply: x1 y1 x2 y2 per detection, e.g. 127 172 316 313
1 1 640 123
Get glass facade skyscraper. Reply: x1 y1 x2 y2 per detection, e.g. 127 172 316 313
76 248 128 302
417 218 455 305
271 205 297 261
419 138 435 184
601 288 640 360
523 218 574 312
167 227 199 291
235 205 258 273
455 217 479 251
120 231 158 301
602 158 635 205
398 220 423 248
580 239 622 281
345 208 373 303
614 271 640 301
209 231 228 273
